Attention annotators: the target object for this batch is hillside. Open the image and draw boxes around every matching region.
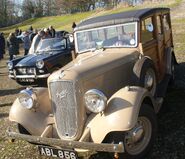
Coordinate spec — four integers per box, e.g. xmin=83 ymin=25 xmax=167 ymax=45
xmin=0 ymin=0 xmax=182 ymax=36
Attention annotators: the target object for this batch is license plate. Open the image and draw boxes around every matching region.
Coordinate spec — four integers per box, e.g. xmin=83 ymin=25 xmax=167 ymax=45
xmin=38 ymin=145 xmax=78 ymax=159
xmin=19 ymin=78 xmax=34 ymax=82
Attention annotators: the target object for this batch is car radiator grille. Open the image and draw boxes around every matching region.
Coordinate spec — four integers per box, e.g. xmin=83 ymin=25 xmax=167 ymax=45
xmin=49 ymin=80 xmax=78 ymax=139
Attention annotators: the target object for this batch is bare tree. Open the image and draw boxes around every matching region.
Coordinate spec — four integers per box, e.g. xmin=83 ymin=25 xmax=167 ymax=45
xmin=22 ymin=0 xmax=35 ymax=18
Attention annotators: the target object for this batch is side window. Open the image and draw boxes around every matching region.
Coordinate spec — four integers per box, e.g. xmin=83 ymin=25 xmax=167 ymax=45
xmin=163 ymin=14 xmax=170 ymax=30
xmin=91 ymin=29 xmax=105 ymax=41
xmin=106 ymin=27 xmax=117 ymax=39
xmin=157 ymin=16 xmax=162 ymax=34
xmin=141 ymin=17 xmax=154 ymax=43
xmin=67 ymin=38 xmax=71 ymax=49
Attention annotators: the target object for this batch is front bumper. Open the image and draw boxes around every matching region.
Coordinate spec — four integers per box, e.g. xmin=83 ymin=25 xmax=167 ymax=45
xmin=7 ymin=129 xmax=124 ymax=153
xmin=9 ymin=73 xmax=50 ymax=79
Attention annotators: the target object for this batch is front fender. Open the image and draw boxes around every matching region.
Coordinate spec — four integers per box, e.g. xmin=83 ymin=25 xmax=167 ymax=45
xmin=9 ymin=87 xmax=52 ymax=136
xmin=86 ymin=86 xmax=155 ymax=143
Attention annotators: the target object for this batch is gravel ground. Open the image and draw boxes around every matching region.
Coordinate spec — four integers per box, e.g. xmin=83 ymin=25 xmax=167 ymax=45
xmin=1 ymin=1 xmax=185 ymax=159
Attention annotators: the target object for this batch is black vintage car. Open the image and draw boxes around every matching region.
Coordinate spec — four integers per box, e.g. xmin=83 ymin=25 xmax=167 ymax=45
xmin=8 ymin=37 xmax=73 ymax=86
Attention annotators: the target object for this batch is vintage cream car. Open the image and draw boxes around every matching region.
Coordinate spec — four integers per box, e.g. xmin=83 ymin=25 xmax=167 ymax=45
xmin=8 ymin=8 xmax=176 ymax=159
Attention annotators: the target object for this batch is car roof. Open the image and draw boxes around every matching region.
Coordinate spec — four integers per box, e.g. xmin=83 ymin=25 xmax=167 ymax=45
xmin=75 ymin=8 xmax=170 ymax=31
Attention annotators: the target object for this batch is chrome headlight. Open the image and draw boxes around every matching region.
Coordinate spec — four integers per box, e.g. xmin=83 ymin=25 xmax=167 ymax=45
xmin=84 ymin=89 xmax=107 ymax=113
xmin=8 ymin=62 xmax=13 ymax=69
xmin=18 ymin=68 xmax=26 ymax=74
xmin=27 ymin=68 xmax=35 ymax=74
xmin=18 ymin=88 xmax=36 ymax=109
xmin=36 ymin=60 xmax=44 ymax=69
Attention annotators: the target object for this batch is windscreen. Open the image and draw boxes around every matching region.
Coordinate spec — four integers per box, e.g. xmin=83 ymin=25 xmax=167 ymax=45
xmin=75 ymin=22 xmax=137 ymax=53
xmin=36 ymin=38 xmax=66 ymax=53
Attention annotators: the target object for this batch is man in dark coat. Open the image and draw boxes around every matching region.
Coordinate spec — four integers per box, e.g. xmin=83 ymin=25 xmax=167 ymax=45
xmin=0 ymin=32 xmax=5 ymax=60
xmin=7 ymin=33 xmax=19 ymax=60
xmin=72 ymin=22 xmax=76 ymax=31
xmin=29 ymin=29 xmax=38 ymax=42
xmin=49 ymin=26 xmax=56 ymax=38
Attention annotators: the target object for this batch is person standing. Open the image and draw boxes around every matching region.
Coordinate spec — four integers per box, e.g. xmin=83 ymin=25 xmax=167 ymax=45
xmin=43 ymin=28 xmax=52 ymax=39
xmin=29 ymin=30 xmax=45 ymax=54
xmin=29 ymin=29 xmax=38 ymax=42
xmin=72 ymin=22 xmax=76 ymax=31
xmin=15 ymin=28 xmax=19 ymax=36
xmin=18 ymin=29 xmax=22 ymax=36
xmin=49 ymin=25 xmax=56 ymax=38
xmin=29 ymin=26 xmax=33 ymax=32
xmin=0 ymin=32 xmax=5 ymax=60
xmin=22 ymin=31 xmax=31 ymax=56
xmin=7 ymin=33 xmax=18 ymax=61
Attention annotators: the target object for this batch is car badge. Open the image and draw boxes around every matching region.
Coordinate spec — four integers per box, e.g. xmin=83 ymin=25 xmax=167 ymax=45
xmin=56 ymin=90 xmax=69 ymax=99
xmin=59 ymin=70 xmax=65 ymax=79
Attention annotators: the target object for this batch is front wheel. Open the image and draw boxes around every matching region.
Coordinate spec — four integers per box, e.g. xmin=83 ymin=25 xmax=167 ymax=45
xmin=107 ymin=104 xmax=157 ymax=159
xmin=133 ymin=58 xmax=157 ymax=96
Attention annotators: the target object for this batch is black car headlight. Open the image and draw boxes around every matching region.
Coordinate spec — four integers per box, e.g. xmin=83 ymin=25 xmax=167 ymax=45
xmin=8 ymin=61 xmax=13 ymax=69
xmin=84 ymin=89 xmax=107 ymax=113
xmin=17 ymin=68 xmax=26 ymax=74
xmin=36 ymin=60 xmax=44 ymax=69
xmin=18 ymin=88 xmax=36 ymax=109
xmin=27 ymin=68 xmax=35 ymax=74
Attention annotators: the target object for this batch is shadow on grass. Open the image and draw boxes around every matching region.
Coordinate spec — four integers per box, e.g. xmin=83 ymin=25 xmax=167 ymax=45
xmin=150 ymin=87 xmax=185 ymax=158
xmin=0 ymin=87 xmax=24 ymax=97
xmin=0 ymin=72 xmax=8 ymax=76
xmin=0 ymin=113 xmax=9 ymax=119
xmin=0 ymin=65 xmax=6 ymax=69
xmin=0 ymin=102 xmax=13 ymax=107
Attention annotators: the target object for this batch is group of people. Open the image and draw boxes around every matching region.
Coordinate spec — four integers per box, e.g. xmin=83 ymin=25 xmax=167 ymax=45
xmin=0 ymin=22 xmax=77 ymax=61
xmin=5 ymin=25 xmax=56 ymax=60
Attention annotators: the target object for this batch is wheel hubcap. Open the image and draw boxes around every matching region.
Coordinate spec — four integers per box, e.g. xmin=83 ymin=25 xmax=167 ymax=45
xmin=126 ymin=125 xmax=144 ymax=144
xmin=144 ymin=71 xmax=154 ymax=89
xmin=124 ymin=117 xmax=152 ymax=155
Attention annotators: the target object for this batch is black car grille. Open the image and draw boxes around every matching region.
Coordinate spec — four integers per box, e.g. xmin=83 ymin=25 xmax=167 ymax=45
xmin=15 ymin=67 xmax=36 ymax=75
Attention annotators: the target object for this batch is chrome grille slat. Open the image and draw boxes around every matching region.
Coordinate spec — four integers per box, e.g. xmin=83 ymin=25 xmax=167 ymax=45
xmin=49 ymin=81 xmax=78 ymax=139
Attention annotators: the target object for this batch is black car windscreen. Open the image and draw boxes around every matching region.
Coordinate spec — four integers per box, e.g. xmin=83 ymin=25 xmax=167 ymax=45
xmin=36 ymin=38 xmax=66 ymax=53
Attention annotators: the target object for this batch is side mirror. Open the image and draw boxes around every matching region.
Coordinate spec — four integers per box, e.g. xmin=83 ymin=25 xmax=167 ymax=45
xmin=69 ymin=34 xmax=74 ymax=43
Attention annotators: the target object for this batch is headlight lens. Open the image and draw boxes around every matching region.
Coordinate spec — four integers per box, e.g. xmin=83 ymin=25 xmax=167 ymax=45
xmin=27 ymin=68 xmax=35 ymax=74
xmin=18 ymin=88 xmax=35 ymax=109
xmin=36 ymin=60 xmax=44 ymax=69
xmin=8 ymin=62 xmax=13 ymax=69
xmin=17 ymin=68 xmax=26 ymax=74
xmin=84 ymin=89 xmax=107 ymax=113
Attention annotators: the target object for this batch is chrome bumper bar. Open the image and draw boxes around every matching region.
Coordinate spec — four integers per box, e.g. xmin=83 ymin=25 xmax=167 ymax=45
xmin=7 ymin=129 xmax=124 ymax=153
xmin=9 ymin=73 xmax=50 ymax=79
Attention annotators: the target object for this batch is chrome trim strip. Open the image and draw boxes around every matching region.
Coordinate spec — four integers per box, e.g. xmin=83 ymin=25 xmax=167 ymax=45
xmin=9 ymin=74 xmax=50 ymax=79
xmin=7 ymin=129 xmax=124 ymax=153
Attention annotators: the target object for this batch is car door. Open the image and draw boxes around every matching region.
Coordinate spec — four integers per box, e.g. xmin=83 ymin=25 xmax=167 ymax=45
xmin=156 ymin=14 xmax=166 ymax=79
xmin=55 ymin=38 xmax=72 ymax=67
xmin=162 ymin=13 xmax=173 ymax=48
xmin=141 ymin=16 xmax=161 ymax=80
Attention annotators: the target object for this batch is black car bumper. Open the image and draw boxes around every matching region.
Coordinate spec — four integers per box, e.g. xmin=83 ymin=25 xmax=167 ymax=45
xmin=9 ymin=73 xmax=50 ymax=79
xmin=9 ymin=70 xmax=50 ymax=85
